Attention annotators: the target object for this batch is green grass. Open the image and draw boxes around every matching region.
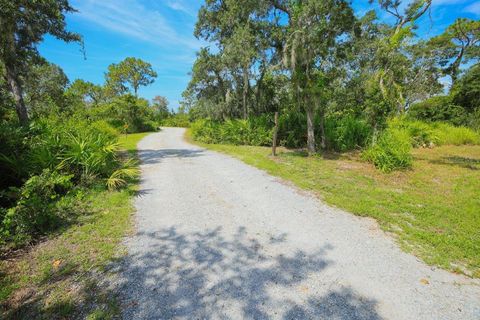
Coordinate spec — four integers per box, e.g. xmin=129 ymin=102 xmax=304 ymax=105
xmin=0 ymin=132 xmax=150 ymax=319
xmin=118 ymin=131 xmax=152 ymax=153
xmin=189 ymin=131 xmax=480 ymax=278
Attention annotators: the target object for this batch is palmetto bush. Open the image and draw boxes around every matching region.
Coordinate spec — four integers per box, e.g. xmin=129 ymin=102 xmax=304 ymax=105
xmin=0 ymin=118 xmax=138 ymax=246
xmin=2 ymin=118 xmax=138 ymax=190
xmin=191 ymin=117 xmax=272 ymax=146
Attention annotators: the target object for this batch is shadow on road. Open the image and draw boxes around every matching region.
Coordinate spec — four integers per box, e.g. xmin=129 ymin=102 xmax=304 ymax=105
xmin=116 ymin=226 xmax=382 ymax=319
xmin=138 ymin=149 xmax=205 ymax=165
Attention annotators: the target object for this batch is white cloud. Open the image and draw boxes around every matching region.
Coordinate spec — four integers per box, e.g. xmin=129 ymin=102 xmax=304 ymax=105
xmin=166 ymin=0 xmax=196 ymax=16
xmin=464 ymin=2 xmax=480 ymax=15
xmin=71 ymin=0 xmax=200 ymax=49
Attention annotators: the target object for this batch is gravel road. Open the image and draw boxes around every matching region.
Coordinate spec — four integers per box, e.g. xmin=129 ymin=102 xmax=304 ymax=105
xmin=117 ymin=127 xmax=480 ymax=320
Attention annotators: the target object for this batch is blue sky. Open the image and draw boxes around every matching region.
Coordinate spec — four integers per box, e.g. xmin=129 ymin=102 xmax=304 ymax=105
xmin=39 ymin=0 xmax=479 ymax=110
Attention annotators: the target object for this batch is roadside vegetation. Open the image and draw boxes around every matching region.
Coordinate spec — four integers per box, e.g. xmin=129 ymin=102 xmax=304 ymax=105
xmin=0 ymin=132 xmax=148 ymax=319
xmin=0 ymin=2 xmax=163 ymax=318
xmin=184 ymin=0 xmax=480 ymax=277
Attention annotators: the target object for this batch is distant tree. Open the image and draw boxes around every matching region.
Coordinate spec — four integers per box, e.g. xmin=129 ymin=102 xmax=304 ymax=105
xmin=105 ymin=57 xmax=157 ymax=96
xmin=0 ymin=0 xmax=81 ymax=124
xmin=67 ymin=79 xmax=105 ymax=106
xmin=152 ymin=95 xmax=170 ymax=120
xmin=23 ymin=62 xmax=69 ymax=117
xmin=427 ymin=18 xmax=480 ymax=85
xmin=452 ymin=63 xmax=480 ymax=112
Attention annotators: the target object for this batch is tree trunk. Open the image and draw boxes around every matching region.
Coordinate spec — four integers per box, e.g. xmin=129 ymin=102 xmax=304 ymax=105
xmin=450 ymin=47 xmax=464 ymax=86
xmin=242 ymin=65 xmax=249 ymax=119
xmin=318 ymin=112 xmax=326 ymax=150
xmin=272 ymin=111 xmax=279 ymax=156
xmin=5 ymin=65 xmax=29 ymax=125
xmin=306 ymin=104 xmax=316 ymax=155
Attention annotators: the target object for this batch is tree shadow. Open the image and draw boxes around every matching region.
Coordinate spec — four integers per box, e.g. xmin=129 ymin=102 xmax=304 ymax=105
xmin=138 ymin=149 xmax=205 ymax=165
xmin=116 ymin=226 xmax=382 ymax=319
xmin=430 ymin=156 xmax=480 ymax=170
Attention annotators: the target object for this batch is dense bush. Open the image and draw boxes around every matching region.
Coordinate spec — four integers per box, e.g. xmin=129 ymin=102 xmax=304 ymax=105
xmin=434 ymin=123 xmax=480 ymax=145
xmin=408 ymin=96 xmax=467 ymax=126
xmin=278 ymin=111 xmax=307 ymax=148
xmin=161 ymin=114 xmax=191 ymax=128
xmin=389 ymin=118 xmax=480 ymax=147
xmin=191 ymin=117 xmax=272 ymax=146
xmin=88 ymin=94 xmax=157 ymax=133
xmin=1 ymin=170 xmax=74 ymax=245
xmin=278 ymin=111 xmax=372 ymax=151
xmin=452 ymin=63 xmax=480 ymax=113
xmin=0 ymin=118 xmax=138 ymax=246
xmin=362 ymin=128 xmax=413 ymax=172
xmin=324 ymin=115 xmax=372 ymax=151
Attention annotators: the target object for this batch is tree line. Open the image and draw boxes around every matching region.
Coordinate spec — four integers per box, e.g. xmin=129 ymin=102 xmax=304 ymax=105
xmin=183 ymin=0 xmax=479 ymax=154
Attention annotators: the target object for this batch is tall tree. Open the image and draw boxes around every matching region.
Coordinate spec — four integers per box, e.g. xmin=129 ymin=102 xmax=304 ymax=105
xmin=105 ymin=57 xmax=157 ymax=96
xmin=278 ymin=0 xmax=355 ymax=153
xmin=427 ymin=18 xmax=480 ymax=85
xmin=0 ymin=0 xmax=81 ymax=124
xmin=371 ymin=0 xmax=433 ymax=116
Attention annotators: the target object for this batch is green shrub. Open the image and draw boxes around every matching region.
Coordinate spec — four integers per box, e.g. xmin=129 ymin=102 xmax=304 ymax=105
xmin=388 ymin=118 xmax=439 ymax=147
xmin=278 ymin=111 xmax=307 ymax=148
xmin=161 ymin=114 xmax=190 ymax=128
xmin=408 ymin=96 xmax=467 ymax=126
xmin=191 ymin=117 xmax=272 ymax=146
xmin=362 ymin=129 xmax=413 ymax=172
xmin=1 ymin=170 xmax=74 ymax=245
xmin=325 ymin=115 xmax=372 ymax=151
xmin=388 ymin=118 xmax=480 ymax=147
xmin=278 ymin=111 xmax=372 ymax=151
xmin=433 ymin=123 xmax=480 ymax=146
xmin=27 ymin=119 xmax=120 ymax=183
xmin=90 ymin=120 xmax=120 ymax=139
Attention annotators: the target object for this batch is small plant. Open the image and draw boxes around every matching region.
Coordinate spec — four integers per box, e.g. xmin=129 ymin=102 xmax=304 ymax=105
xmin=362 ymin=128 xmax=413 ymax=172
xmin=1 ymin=170 xmax=74 ymax=244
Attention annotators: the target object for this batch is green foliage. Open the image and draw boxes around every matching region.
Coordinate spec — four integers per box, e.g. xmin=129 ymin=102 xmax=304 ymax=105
xmin=161 ymin=114 xmax=191 ymax=128
xmin=362 ymin=128 xmax=413 ymax=172
xmin=408 ymin=96 xmax=467 ymax=126
xmin=191 ymin=117 xmax=272 ymax=146
xmin=434 ymin=123 xmax=480 ymax=146
xmin=277 ymin=111 xmax=372 ymax=151
xmin=90 ymin=94 xmax=157 ymax=133
xmin=389 ymin=118 xmax=480 ymax=147
xmin=1 ymin=170 xmax=74 ymax=245
xmin=278 ymin=111 xmax=307 ymax=148
xmin=90 ymin=120 xmax=120 ymax=140
xmin=105 ymin=57 xmax=157 ymax=96
xmin=452 ymin=63 xmax=480 ymax=113
xmin=325 ymin=115 xmax=372 ymax=151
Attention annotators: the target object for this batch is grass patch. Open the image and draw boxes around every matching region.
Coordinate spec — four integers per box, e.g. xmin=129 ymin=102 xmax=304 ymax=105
xmin=0 ymin=132 xmax=151 ymax=319
xmin=118 ymin=131 xmax=152 ymax=153
xmin=189 ymin=131 xmax=480 ymax=278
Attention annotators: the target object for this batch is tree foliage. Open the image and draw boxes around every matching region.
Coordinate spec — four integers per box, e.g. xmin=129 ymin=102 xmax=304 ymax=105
xmin=105 ymin=57 xmax=157 ymax=96
xmin=0 ymin=0 xmax=82 ymax=124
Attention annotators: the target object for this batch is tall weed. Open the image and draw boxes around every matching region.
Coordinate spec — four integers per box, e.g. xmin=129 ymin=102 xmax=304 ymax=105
xmin=362 ymin=129 xmax=413 ymax=172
